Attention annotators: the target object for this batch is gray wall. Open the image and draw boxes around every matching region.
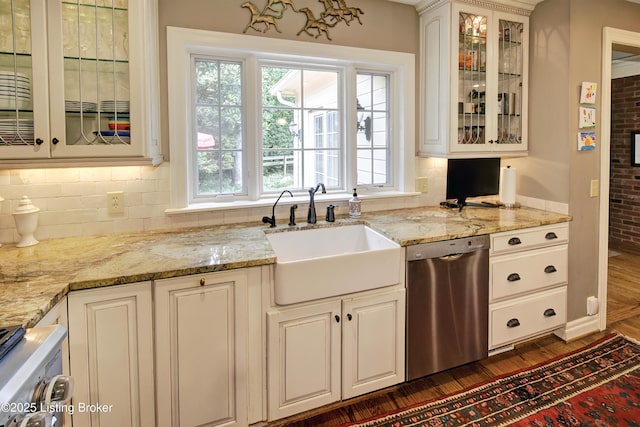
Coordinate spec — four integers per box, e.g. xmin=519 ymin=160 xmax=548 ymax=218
xmin=157 ymin=0 xmax=420 ymax=159
xmin=518 ymin=0 xmax=640 ymax=321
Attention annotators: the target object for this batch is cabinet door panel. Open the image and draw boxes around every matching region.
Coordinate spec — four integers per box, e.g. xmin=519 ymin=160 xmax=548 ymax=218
xmin=68 ymin=282 xmax=155 ymax=427
xmin=178 ymin=286 xmax=234 ymax=426
xmin=267 ymin=300 xmax=341 ymax=421
xmin=155 ymin=271 xmax=248 ymax=427
xmin=342 ymin=288 xmax=405 ymax=399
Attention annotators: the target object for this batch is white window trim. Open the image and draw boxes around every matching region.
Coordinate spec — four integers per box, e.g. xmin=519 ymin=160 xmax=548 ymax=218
xmin=166 ymin=26 xmax=415 ymax=211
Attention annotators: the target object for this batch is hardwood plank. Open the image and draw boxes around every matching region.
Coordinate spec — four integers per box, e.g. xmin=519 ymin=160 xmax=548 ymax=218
xmin=267 ymin=248 xmax=640 ymax=427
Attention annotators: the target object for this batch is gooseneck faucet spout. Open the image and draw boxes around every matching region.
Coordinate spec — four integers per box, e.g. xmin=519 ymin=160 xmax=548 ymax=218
xmin=307 ymin=183 xmax=326 ymax=224
xmin=262 ymin=190 xmax=293 ymax=228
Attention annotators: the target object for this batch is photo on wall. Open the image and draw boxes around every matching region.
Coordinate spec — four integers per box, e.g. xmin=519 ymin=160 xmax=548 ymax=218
xmin=579 ymin=106 xmax=596 ymax=129
xmin=578 ymin=131 xmax=596 ymax=151
xmin=580 ymin=82 xmax=597 ymax=104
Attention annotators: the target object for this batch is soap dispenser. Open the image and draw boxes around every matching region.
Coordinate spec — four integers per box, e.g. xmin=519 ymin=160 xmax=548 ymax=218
xmin=349 ymin=188 xmax=361 ymax=218
xmin=13 ymin=196 xmax=40 ymax=247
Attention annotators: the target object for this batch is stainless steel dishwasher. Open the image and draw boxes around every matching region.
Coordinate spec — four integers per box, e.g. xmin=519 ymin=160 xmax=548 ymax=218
xmin=406 ymin=235 xmax=489 ymax=381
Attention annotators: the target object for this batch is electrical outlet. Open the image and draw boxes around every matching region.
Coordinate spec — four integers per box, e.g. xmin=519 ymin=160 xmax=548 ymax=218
xmin=590 ymin=179 xmax=599 ymax=197
xmin=107 ymin=191 xmax=124 ymax=214
xmin=416 ymin=177 xmax=429 ymax=193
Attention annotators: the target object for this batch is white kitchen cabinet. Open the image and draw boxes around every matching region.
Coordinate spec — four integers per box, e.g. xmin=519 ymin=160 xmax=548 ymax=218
xmin=0 ymin=0 xmax=161 ymax=164
xmin=67 ymin=282 xmax=155 ymax=427
xmin=489 ymin=223 xmax=569 ymax=351
xmin=267 ymin=287 xmax=405 ymax=421
xmin=418 ymin=0 xmax=530 ymax=158
xmin=155 ymin=269 xmax=249 ymax=427
xmin=341 ymin=289 xmax=406 ymax=400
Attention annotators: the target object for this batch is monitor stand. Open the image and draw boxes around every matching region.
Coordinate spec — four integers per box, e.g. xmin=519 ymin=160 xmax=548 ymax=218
xmin=440 ymin=198 xmax=500 ymax=212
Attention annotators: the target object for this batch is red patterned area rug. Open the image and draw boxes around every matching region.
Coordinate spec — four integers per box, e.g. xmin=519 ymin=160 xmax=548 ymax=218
xmin=345 ymin=334 xmax=640 ymax=427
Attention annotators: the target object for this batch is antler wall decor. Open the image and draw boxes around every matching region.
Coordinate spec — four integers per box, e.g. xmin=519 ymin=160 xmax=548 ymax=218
xmin=241 ymin=0 xmax=364 ymax=40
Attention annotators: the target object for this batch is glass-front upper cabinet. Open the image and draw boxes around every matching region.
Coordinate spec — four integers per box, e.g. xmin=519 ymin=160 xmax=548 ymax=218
xmin=0 ymin=0 xmax=161 ymax=163
xmin=0 ymin=0 xmax=45 ymax=158
xmin=418 ymin=0 xmax=529 ymax=158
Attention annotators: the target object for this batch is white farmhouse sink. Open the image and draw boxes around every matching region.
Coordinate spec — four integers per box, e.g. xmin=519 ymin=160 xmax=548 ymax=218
xmin=266 ymin=225 xmax=402 ymax=305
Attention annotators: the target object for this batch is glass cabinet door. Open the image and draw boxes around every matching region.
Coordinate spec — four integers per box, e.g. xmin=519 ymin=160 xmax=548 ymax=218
xmin=496 ymin=18 xmax=523 ymax=146
xmin=0 ymin=0 xmax=49 ymax=158
xmin=48 ymin=0 xmax=135 ymax=157
xmin=457 ymin=11 xmax=488 ymax=147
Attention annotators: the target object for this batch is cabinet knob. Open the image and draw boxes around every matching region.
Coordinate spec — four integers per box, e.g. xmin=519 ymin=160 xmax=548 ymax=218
xmin=52 ymin=137 xmax=59 ymax=145
xmin=544 ymin=265 xmax=557 ymax=274
xmin=507 ymin=273 xmax=521 ymax=282
xmin=335 ymin=315 xmax=340 ymax=323
xmin=545 ymin=232 xmax=558 ymax=240
xmin=199 ymin=278 xmax=205 ymax=286
xmin=488 ymin=139 xmax=494 ymax=144
xmin=506 ymin=318 xmax=520 ymax=328
xmin=35 ymin=138 xmax=44 ymax=145
xmin=347 ymin=313 xmax=352 ymax=321
xmin=508 ymin=237 xmax=522 ymax=246
xmin=543 ymin=308 xmax=556 ymax=317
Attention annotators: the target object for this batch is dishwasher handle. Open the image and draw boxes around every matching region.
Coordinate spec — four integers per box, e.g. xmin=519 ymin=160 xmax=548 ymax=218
xmin=406 ymin=235 xmax=490 ymax=261
xmin=439 ymin=253 xmax=465 ymax=261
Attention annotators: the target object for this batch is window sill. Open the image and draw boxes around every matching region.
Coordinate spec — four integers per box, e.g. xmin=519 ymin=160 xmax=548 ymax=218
xmin=165 ymin=191 xmax=421 ymax=216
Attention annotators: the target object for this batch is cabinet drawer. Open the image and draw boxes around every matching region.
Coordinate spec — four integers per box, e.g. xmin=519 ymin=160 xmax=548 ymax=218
xmin=491 ymin=223 xmax=569 ymax=255
xmin=490 ymin=245 xmax=568 ymax=301
xmin=490 ymin=287 xmax=567 ymax=349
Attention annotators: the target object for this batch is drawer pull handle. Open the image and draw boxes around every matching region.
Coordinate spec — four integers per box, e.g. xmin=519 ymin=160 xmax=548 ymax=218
xmin=507 ymin=273 xmax=521 ymax=282
xmin=544 ymin=308 xmax=557 ymax=317
xmin=544 ymin=265 xmax=557 ymax=274
xmin=508 ymin=237 xmax=522 ymax=246
xmin=199 ymin=278 xmax=205 ymax=286
xmin=545 ymin=232 xmax=558 ymax=240
xmin=507 ymin=318 xmax=520 ymax=328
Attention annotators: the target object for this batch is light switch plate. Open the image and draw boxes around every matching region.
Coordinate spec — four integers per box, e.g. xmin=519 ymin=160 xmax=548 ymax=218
xmin=590 ymin=179 xmax=599 ymax=197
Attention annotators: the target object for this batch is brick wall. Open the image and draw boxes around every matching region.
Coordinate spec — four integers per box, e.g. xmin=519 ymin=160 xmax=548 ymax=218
xmin=610 ymin=75 xmax=640 ymax=250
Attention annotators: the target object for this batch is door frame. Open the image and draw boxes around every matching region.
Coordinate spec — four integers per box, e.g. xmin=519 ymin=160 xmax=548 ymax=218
xmin=598 ymin=27 xmax=640 ymax=331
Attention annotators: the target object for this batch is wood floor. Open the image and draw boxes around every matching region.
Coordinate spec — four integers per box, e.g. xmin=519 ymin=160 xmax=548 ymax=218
xmin=267 ymin=247 xmax=640 ymax=427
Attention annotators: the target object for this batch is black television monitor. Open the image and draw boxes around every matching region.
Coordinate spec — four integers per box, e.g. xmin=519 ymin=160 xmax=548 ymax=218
xmin=445 ymin=158 xmax=500 ymax=209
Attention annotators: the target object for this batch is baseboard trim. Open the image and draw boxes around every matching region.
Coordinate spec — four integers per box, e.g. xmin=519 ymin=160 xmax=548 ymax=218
xmin=554 ymin=315 xmax=602 ymax=342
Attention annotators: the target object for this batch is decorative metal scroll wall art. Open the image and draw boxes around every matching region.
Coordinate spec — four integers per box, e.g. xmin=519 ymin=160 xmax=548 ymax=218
xmin=242 ymin=0 xmax=364 ymax=40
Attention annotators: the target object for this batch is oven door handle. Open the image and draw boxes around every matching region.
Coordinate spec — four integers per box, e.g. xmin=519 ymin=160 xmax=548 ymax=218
xmin=42 ymin=375 xmax=75 ymax=407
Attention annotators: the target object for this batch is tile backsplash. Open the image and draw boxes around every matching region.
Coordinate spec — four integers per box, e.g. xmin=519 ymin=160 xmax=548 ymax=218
xmin=0 ymin=158 xmax=447 ymax=244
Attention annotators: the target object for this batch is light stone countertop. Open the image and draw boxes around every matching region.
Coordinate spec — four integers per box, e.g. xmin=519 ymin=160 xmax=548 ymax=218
xmin=0 ymin=206 xmax=571 ymax=328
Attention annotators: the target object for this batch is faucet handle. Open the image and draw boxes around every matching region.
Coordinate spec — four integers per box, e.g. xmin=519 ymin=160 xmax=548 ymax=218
xmin=262 ymin=215 xmax=276 ymax=228
xmin=326 ymin=205 xmax=335 ymax=222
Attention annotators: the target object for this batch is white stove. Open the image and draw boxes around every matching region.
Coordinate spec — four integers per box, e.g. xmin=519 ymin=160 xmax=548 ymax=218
xmin=0 ymin=325 xmax=72 ymax=427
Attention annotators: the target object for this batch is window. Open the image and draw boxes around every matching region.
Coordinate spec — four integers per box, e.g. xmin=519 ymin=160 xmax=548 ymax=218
xmin=261 ymin=65 xmax=341 ymax=193
xmin=357 ymin=73 xmax=390 ymax=186
xmin=167 ymin=28 xmax=415 ymax=210
xmin=193 ymin=58 xmax=244 ymax=197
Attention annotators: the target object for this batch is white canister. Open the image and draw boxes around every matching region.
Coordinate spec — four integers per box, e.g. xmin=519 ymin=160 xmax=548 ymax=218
xmin=13 ymin=196 xmax=40 ymax=247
